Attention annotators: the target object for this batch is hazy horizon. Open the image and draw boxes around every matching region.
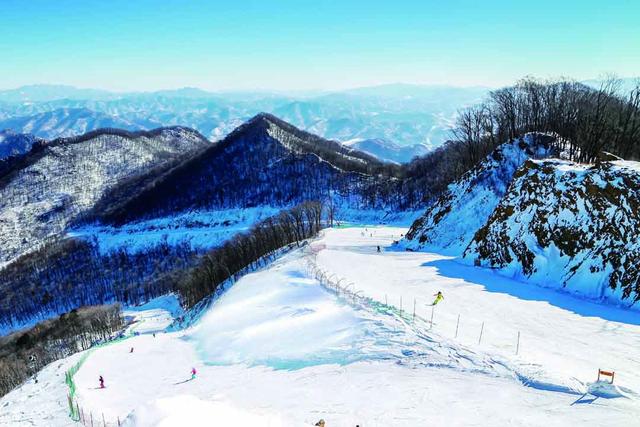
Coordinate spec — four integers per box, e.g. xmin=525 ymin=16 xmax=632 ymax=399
xmin=1 ymin=77 xmax=638 ymax=96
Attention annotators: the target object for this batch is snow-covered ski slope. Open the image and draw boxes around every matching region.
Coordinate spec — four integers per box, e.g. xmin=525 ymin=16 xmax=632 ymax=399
xmin=2 ymin=227 xmax=639 ymax=426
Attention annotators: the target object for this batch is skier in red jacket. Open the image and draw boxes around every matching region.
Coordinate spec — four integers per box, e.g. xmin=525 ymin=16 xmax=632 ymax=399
xmin=191 ymin=368 xmax=197 ymax=380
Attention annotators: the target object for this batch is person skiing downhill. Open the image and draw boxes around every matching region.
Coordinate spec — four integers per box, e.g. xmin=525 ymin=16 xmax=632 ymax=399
xmin=191 ymin=368 xmax=197 ymax=380
xmin=99 ymin=375 xmax=105 ymax=389
xmin=431 ymin=291 xmax=444 ymax=306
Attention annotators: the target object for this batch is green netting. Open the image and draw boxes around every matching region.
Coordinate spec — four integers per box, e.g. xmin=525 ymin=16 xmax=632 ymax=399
xmin=65 ymin=335 xmax=131 ymax=421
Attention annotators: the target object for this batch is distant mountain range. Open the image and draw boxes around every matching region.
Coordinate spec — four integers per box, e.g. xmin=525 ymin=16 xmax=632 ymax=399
xmin=343 ymin=138 xmax=429 ymax=163
xmin=0 ymin=83 xmax=490 ymax=153
xmin=0 ymin=130 xmax=42 ymax=160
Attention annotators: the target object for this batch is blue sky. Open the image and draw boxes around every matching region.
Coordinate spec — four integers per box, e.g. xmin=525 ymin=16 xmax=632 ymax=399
xmin=1 ymin=0 xmax=638 ymax=91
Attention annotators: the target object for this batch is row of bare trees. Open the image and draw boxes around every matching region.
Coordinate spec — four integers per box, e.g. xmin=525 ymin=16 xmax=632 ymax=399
xmin=178 ymin=201 xmax=323 ymax=308
xmin=451 ymin=77 xmax=640 ymax=165
xmin=0 ymin=304 xmax=123 ymax=397
xmin=0 ymin=238 xmax=197 ymax=332
xmin=402 ymin=77 xmax=640 ymax=205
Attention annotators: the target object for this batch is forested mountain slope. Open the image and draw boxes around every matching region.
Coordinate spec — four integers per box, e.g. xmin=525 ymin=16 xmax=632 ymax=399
xmin=91 ymin=113 xmax=413 ymax=225
xmin=464 ymin=156 xmax=640 ymax=305
xmin=0 ymin=127 xmax=209 ymax=265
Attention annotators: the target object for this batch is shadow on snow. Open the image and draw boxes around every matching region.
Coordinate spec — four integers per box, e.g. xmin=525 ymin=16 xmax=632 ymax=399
xmin=420 ymin=258 xmax=640 ymax=326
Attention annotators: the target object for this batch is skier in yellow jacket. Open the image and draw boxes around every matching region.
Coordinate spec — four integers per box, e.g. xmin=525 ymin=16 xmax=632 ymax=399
xmin=431 ymin=291 xmax=444 ymax=306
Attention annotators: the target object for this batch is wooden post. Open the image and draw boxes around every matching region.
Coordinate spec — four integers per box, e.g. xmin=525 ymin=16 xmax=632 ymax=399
xmin=455 ymin=314 xmax=460 ymax=338
xmin=478 ymin=322 xmax=484 ymax=345
xmin=516 ymin=331 xmax=520 ymax=355
xmin=412 ymin=298 xmax=416 ymax=321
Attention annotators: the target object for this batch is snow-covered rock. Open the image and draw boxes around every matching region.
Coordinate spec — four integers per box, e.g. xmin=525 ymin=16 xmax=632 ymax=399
xmin=464 ymin=157 xmax=640 ymax=306
xmin=404 ymin=133 xmax=557 ymax=254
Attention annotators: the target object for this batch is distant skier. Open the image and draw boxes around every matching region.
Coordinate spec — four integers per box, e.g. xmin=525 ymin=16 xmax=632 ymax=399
xmin=130 ymin=347 xmax=134 ymax=353
xmin=191 ymin=367 xmax=197 ymax=380
xmin=99 ymin=375 xmax=105 ymax=389
xmin=377 ymin=245 xmax=381 ymax=253
xmin=431 ymin=291 xmax=444 ymax=306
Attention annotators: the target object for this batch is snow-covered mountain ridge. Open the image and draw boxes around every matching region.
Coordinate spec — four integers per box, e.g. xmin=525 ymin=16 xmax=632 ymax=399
xmin=93 ymin=113 xmax=411 ymax=225
xmin=464 ymin=156 xmax=640 ymax=304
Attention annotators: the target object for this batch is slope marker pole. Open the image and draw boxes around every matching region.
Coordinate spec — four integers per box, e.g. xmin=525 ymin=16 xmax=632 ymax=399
xmin=455 ymin=314 xmax=460 ymax=338
xmin=430 ymin=304 xmax=435 ymax=329
xmin=413 ymin=298 xmax=416 ymax=321
xmin=400 ymin=296 xmax=403 ymax=314
xmin=516 ymin=331 xmax=521 ymax=355
xmin=478 ymin=322 xmax=484 ymax=345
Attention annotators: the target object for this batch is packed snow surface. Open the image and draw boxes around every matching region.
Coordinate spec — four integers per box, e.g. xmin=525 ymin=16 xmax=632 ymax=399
xmin=2 ymin=227 xmax=639 ymax=426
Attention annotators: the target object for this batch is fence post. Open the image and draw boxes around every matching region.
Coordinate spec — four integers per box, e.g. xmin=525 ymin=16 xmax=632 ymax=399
xmin=478 ymin=322 xmax=484 ymax=345
xmin=455 ymin=314 xmax=460 ymax=338
xmin=430 ymin=304 xmax=435 ymax=329
xmin=412 ymin=298 xmax=416 ymax=321
xmin=516 ymin=331 xmax=520 ymax=355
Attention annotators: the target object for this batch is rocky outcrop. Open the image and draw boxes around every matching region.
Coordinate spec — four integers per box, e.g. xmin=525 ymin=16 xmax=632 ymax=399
xmin=464 ymin=158 xmax=640 ymax=305
xmin=404 ymin=133 xmax=557 ymax=254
